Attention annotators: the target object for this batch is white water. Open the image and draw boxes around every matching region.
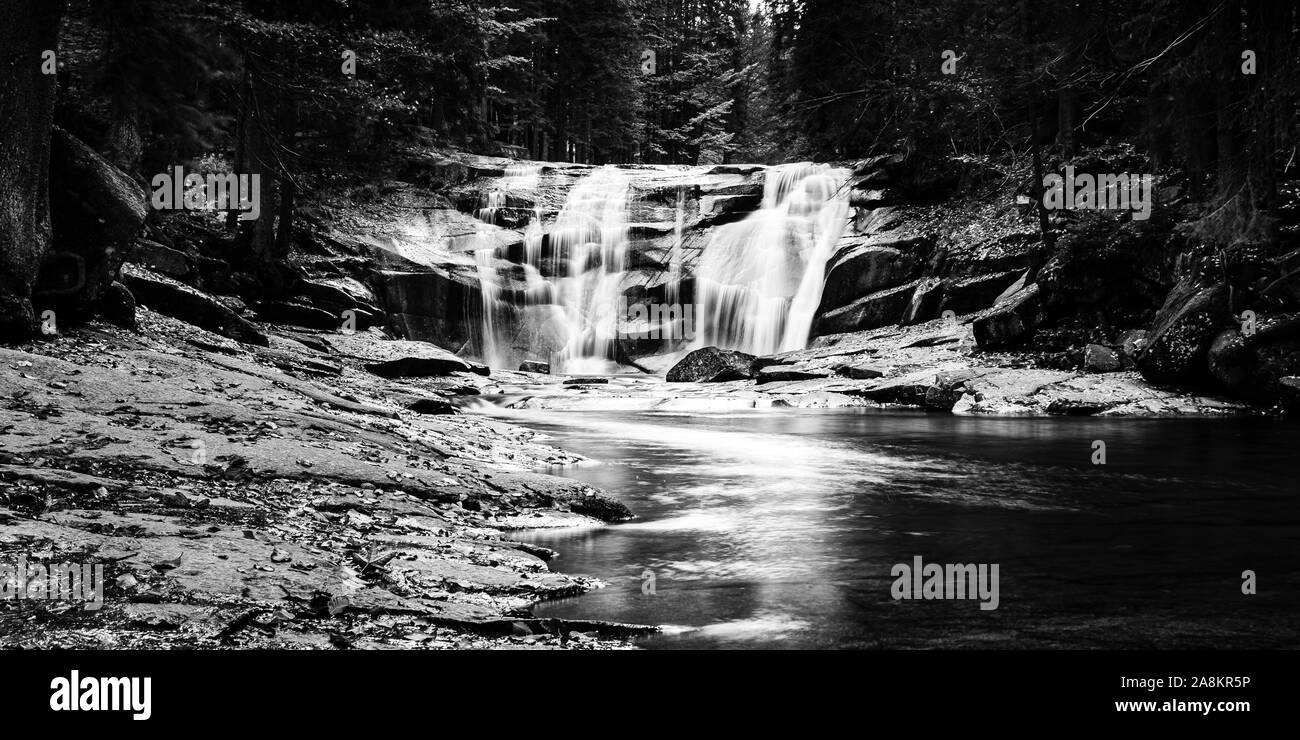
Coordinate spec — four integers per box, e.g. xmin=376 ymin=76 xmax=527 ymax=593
xmin=474 ymin=164 xmax=543 ymax=368
xmin=692 ymin=163 xmax=850 ymax=356
xmin=548 ymin=167 xmax=632 ymax=374
xmin=467 ymin=161 xmax=848 ymax=372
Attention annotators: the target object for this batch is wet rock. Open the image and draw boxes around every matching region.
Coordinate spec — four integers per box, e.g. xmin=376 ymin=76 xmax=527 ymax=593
xmin=666 ymin=346 xmax=757 ymax=382
xmin=814 ymin=280 xmax=922 ymax=336
xmin=327 ymin=332 xmax=488 ymax=377
xmin=1083 ymin=343 xmax=1122 ymax=373
xmin=35 ymin=128 xmax=147 ymax=322
xmin=407 ymin=398 xmax=455 ymax=415
xmin=519 ymin=360 xmax=550 ymax=374
xmin=1135 ymin=279 xmax=1228 ymax=384
xmin=122 ymin=265 xmax=269 ymax=346
xmin=566 ymin=491 xmax=634 ymax=522
xmin=1045 ymin=398 xmax=1112 ymax=416
xmin=563 ymin=377 xmax=609 ymax=385
xmin=972 ymin=284 xmax=1043 ymax=349
xmin=923 ymin=385 xmax=962 ymax=410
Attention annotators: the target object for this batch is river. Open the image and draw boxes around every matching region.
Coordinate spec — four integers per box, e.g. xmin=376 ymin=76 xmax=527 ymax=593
xmin=491 ymin=404 xmax=1300 ymax=648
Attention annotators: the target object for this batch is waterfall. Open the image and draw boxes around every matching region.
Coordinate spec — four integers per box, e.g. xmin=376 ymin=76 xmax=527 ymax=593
xmin=549 ymin=166 xmax=632 ymax=374
xmin=694 ymin=163 xmax=850 ymax=356
xmin=463 ymin=161 xmax=847 ymax=374
xmin=472 ymin=164 xmax=545 ymax=368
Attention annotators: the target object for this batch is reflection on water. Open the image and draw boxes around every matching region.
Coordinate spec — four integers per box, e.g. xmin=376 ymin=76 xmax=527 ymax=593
xmin=494 ymin=407 xmax=1300 ymax=648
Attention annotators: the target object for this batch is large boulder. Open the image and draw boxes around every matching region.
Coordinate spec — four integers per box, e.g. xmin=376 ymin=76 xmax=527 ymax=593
xmin=815 ymin=236 xmax=925 ymax=314
xmin=1134 ymin=279 xmax=1229 ymax=384
xmin=972 ymin=284 xmax=1043 ymax=348
xmin=665 ymin=346 xmax=757 ymax=382
xmin=813 ymin=280 xmax=921 ymax=337
xmin=122 ymin=265 xmax=268 ymax=346
xmin=35 ymin=128 xmax=147 ymax=322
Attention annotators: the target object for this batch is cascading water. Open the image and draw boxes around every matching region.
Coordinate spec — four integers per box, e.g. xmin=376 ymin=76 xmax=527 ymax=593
xmin=548 ymin=166 xmax=632 ymax=374
xmin=465 ymin=161 xmax=847 ymax=373
xmin=474 ymin=164 xmax=543 ymax=367
xmin=693 ymin=163 xmax=850 ymax=356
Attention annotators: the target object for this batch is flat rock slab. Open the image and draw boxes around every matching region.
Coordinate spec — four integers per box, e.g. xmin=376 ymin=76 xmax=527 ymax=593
xmin=325 ymin=332 xmax=488 ymax=377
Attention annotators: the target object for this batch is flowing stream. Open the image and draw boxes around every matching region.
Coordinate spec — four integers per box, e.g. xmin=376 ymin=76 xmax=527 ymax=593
xmin=495 ymin=403 xmax=1300 ymax=648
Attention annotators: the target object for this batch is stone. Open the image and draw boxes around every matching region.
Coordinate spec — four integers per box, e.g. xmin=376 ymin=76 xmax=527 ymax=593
xmin=1207 ymin=329 xmax=1251 ymax=391
xmin=900 ymin=278 xmax=946 ymax=325
xmin=518 ymin=360 xmax=550 ymax=374
xmin=407 ymin=398 xmax=456 ymax=415
xmin=665 ymin=346 xmax=757 ymax=382
xmin=1135 ymin=279 xmax=1228 ymax=384
xmin=122 ymin=265 xmax=268 ymax=346
xmin=1083 ymin=343 xmax=1122 ymax=373
xmin=833 ymin=363 xmax=885 ymax=379
xmin=940 ymin=270 xmax=1023 ymax=316
xmin=255 ymin=300 xmax=342 ymax=331
xmin=813 ymin=279 xmax=922 ymax=337
xmin=326 ymin=332 xmax=489 ymax=377
xmin=816 ymin=237 xmax=925 ymax=314
xmin=1117 ymin=329 xmax=1148 ymax=368
xmin=972 ymin=284 xmax=1043 ymax=349
xmin=129 ymin=239 xmax=193 ymax=280
xmin=98 ymin=280 xmax=136 ymax=330
xmin=755 ymin=365 xmax=828 ymax=384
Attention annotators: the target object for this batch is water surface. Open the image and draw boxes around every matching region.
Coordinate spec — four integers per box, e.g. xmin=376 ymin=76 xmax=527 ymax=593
xmin=497 ymin=406 xmax=1300 ymax=648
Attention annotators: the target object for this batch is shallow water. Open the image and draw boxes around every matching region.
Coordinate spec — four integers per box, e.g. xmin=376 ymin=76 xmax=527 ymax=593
xmin=496 ymin=406 xmax=1300 ymax=648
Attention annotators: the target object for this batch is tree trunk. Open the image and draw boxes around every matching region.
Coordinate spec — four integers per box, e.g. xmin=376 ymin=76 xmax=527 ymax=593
xmin=0 ymin=0 xmax=66 ymax=341
xmin=235 ymin=66 xmax=283 ymax=294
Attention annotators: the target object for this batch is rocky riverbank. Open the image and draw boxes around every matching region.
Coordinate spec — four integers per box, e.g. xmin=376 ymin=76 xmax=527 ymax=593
xmin=0 ymin=311 xmax=653 ymax=649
